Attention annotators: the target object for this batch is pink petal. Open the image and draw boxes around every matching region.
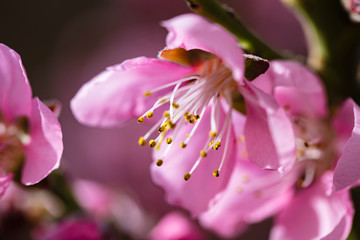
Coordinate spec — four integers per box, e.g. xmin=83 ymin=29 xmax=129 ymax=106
xmin=149 ymin=212 xmax=206 ymax=240
xmin=333 ymin=99 xmax=360 ymax=191
xmin=0 ymin=44 xmax=32 ymax=121
xmin=22 ymin=98 xmax=63 ymax=185
xmin=270 ymin=172 xmax=354 ymax=240
xmin=253 ymin=60 xmax=327 ymax=118
xmin=321 ymin=214 xmax=354 ymax=240
xmin=0 ymin=173 xmax=13 ymax=198
xmin=162 ymin=14 xmax=244 ymax=82
xmin=241 ymin=82 xmax=296 ymax=171
xmin=199 ymin=159 xmax=295 ymax=238
xmin=151 ymin=107 xmax=235 ymax=216
xmin=71 ymin=57 xmax=194 ymax=127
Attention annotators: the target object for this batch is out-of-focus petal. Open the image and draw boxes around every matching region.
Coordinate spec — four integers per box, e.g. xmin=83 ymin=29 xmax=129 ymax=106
xmin=71 ymin=57 xmax=194 ymax=127
xmin=37 ymin=218 xmax=103 ymax=240
xmin=162 ymin=14 xmax=244 ymax=82
xmin=0 ymin=44 xmax=32 ymax=121
xmin=252 ymin=60 xmax=327 ymax=118
xmin=199 ymin=159 xmax=295 ymax=238
xmin=241 ymin=82 xmax=296 ymax=172
xmin=151 ymin=108 xmax=235 ymax=216
xmin=22 ymin=98 xmax=63 ymax=185
xmin=270 ymin=172 xmax=353 ymax=240
xmin=149 ymin=212 xmax=206 ymax=240
xmin=0 ymin=173 xmax=13 ymax=197
xmin=333 ymin=99 xmax=360 ymax=191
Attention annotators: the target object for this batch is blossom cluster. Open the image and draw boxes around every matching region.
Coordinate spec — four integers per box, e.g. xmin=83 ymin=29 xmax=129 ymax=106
xmin=71 ymin=14 xmax=360 ymax=239
xmin=1 ymin=1 xmax=360 ymax=239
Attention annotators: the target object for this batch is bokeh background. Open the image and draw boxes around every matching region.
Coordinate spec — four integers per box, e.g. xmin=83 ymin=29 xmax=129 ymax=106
xmin=0 ymin=0 xmax=307 ymax=239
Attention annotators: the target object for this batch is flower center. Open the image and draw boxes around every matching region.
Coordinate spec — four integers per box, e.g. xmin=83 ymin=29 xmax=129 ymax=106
xmin=292 ymin=116 xmax=336 ymax=187
xmin=0 ymin=112 xmax=29 ymax=175
xmin=137 ymin=58 xmax=236 ymax=180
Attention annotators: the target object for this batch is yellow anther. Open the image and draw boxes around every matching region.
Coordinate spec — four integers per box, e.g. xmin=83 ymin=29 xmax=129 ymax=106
xmin=186 ymin=134 xmax=189 ymax=138
xmin=213 ymin=141 xmax=221 ymax=150
xmin=138 ymin=137 xmax=146 ymax=146
xmin=137 ymin=116 xmax=144 ymax=123
xmin=158 ymin=125 xmax=165 ymax=133
xmin=144 ymin=91 xmax=152 ymax=97
xmin=184 ymin=173 xmax=191 ymax=181
xmin=172 ymin=103 xmax=179 ymax=109
xmin=166 ymin=138 xmax=173 ymax=144
xmin=213 ymin=169 xmax=220 ymax=178
xmin=209 ymin=131 xmax=217 ymax=138
xmin=209 ymin=140 xmax=214 ymax=147
xmin=166 ymin=120 xmax=176 ymax=129
xmin=163 ymin=111 xmax=170 ymax=118
xmin=156 ymin=159 xmax=163 ymax=166
xmin=194 ymin=114 xmax=200 ymax=120
xmin=180 ymin=142 xmax=187 ymax=148
xmin=146 ymin=112 xmax=154 ymax=119
xmin=200 ymin=150 xmax=207 ymax=158
xmin=184 ymin=112 xmax=191 ymax=120
xmin=149 ymin=139 xmax=157 ymax=148
xmin=188 ymin=118 xmax=195 ymax=124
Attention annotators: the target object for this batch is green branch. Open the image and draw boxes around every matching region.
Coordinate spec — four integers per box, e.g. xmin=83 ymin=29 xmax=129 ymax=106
xmin=185 ymin=0 xmax=284 ymax=60
xmin=281 ymin=0 xmax=360 ymax=105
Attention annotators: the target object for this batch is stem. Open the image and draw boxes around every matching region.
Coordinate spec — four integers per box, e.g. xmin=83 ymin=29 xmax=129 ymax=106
xmin=185 ymin=0 xmax=284 ymax=60
xmin=281 ymin=0 xmax=360 ymax=106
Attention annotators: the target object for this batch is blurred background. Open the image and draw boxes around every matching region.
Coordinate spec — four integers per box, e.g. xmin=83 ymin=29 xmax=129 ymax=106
xmin=0 ymin=0 xmax=307 ymax=239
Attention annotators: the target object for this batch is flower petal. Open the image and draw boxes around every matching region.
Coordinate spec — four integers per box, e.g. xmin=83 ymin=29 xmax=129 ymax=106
xmin=22 ymin=98 xmax=63 ymax=185
xmin=199 ymin=159 xmax=295 ymax=238
xmin=333 ymin=99 xmax=360 ymax=191
xmin=162 ymin=14 xmax=244 ymax=82
xmin=0 ymin=44 xmax=32 ymax=121
xmin=241 ymin=82 xmax=296 ymax=171
xmin=253 ymin=60 xmax=327 ymax=118
xmin=71 ymin=57 xmax=194 ymax=127
xmin=149 ymin=212 xmax=206 ymax=240
xmin=270 ymin=172 xmax=353 ymax=240
xmin=150 ymin=107 xmax=235 ymax=216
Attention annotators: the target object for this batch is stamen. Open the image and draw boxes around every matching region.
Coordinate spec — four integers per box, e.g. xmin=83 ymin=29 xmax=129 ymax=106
xmin=163 ymin=111 xmax=170 ymax=118
xmin=156 ymin=159 xmax=163 ymax=166
xmin=146 ymin=76 xmax=199 ymax=95
xmin=138 ymin=137 xmax=146 ymax=146
xmin=149 ymin=139 xmax=157 ymax=148
xmin=144 ymin=91 xmax=152 ymax=97
xmin=180 ymin=142 xmax=187 ymax=148
xmin=209 ymin=131 xmax=217 ymax=138
xmin=213 ymin=169 xmax=219 ymax=177
xmin=137 ymin=116 xmax=144 ymax=123
xmin=217 ymin=114 xmax=232 ymax=172
xmin=166 ymin=138 xmax=173 ymax=144
xmin=172 ymin=103 xmax=179 ymax=109
xmin=200 ymin=150 xmax=207 ymax=157
xmin=146 ymin=112 xmax=154 ymax=119
xmin=184 ymin=173 xmax=191 ymax=181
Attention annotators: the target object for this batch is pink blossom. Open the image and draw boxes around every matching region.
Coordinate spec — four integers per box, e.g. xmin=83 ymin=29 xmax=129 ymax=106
xmin=0 ymin=44 xmax=63 ymax=191
xmin=35 ymin=218 xmax=103 ymax=240
xmin=191 ymin=61 xmax=355 ymax=239
xmin=72 ymin=179 xmax=153 ymax=238
xmin=71 ymin=14 xmax=248 ymax=215
xmin=149 ymin=212 xmax=206 ymax=240
xmin=70 ymin=14 xmax=357 ymax=239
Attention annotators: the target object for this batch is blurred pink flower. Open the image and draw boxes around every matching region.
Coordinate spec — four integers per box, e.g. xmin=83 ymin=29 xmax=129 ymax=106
xmin=149 ymin=212 xmax=206 ymax=240
xmin=0 ymin=44 xmax=63 ymax=192
xmin=72 ymin=179 xmax=154 ymax=239
xmin=35 ymin=218 xmax=103 ymax=240
xmin=70 ymin=12 xmax=357 ymax=239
